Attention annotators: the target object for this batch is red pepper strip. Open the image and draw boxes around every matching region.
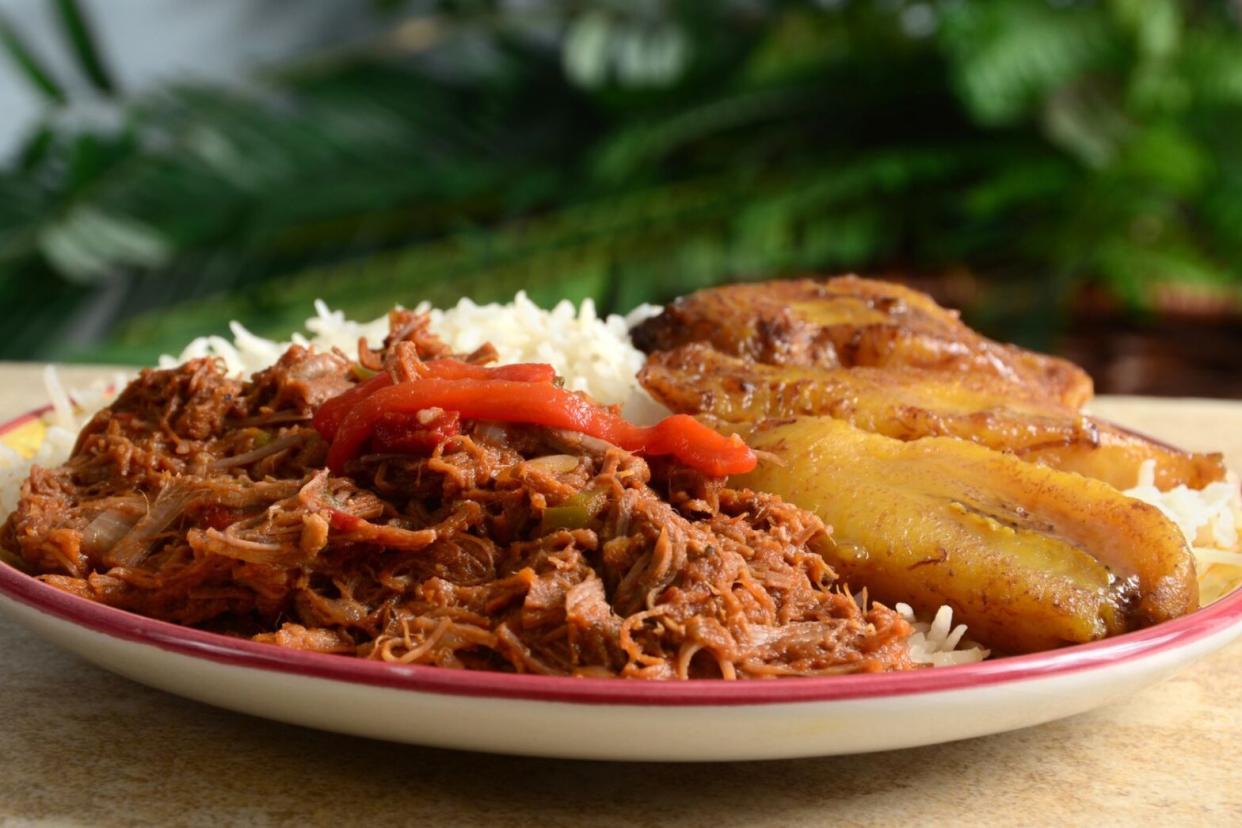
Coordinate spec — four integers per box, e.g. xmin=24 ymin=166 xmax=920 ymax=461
xmin=325 ymin=379 xmax=757 ymax=478
xmin=329 ymin=510 xmax=364 ymax=532
xmin=314 ymin=360 xmax=556 ymax=440
xmin=370 ymin=409 xmax=461 ymax=454
xmin=314 ymin=371 xmax=393 ymax=441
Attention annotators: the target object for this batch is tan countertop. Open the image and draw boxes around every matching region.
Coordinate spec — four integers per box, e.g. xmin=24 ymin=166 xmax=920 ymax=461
xmin=0 ymin=364 xmax=1239 ymax=826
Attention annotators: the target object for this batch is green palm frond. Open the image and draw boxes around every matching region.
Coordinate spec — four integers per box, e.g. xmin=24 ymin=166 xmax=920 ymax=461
xmin=0 ymin=0 xmax=1239 ymax=362
xmin=90 ymin=146 xmax=985 ymax=360
xmin=940 ymin=0 xmax=1124 ymax=126
xmin=0 ymin=13 xmax=66 ymax=104
xmin=52 ymin=0 xmax=114 ymax=94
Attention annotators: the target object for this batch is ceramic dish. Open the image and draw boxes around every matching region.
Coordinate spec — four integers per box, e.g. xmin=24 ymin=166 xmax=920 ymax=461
xmin=2 ymin=408 xmax=1241 ymax=762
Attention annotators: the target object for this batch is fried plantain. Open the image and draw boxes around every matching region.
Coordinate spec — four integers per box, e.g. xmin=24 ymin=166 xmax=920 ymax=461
xmin=640 ymin=343 xmax=1226 ymax=490
xmin=631 ymin=275 xmax=1093 ymax=408
xmin=733 ymin=417 xmax=1199 ymax=653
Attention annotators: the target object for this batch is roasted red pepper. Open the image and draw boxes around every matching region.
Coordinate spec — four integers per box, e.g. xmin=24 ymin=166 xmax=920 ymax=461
xmin=315 ymin=372 xmax=392 ymax=439
xmin=369 ymin=408 xmax=461 ymax=454
xmin=314 ymin=359 xmax=555 ymax=440
xmin=328 ymin=510 xmax=364 ymax=532
xmin=321 ymin=378 xmax=756 ymax=477
xmin=196 ymin=505 xmax=251 ymax=531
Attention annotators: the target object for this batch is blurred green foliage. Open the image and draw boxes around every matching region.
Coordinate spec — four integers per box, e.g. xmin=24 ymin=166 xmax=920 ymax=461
xmin=0 ymin=0 xmax=1240 ymax=362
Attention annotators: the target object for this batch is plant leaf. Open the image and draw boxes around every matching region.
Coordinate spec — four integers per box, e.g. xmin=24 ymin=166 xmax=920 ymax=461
xmin=0 ymin=13 xmax=66 ymax=104
xmin=52 ymin=0 xmax=115 ymax=94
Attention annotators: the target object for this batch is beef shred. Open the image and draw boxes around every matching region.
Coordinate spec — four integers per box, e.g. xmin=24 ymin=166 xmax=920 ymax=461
xmin=1 ymin=313 xmax=912 ymax=678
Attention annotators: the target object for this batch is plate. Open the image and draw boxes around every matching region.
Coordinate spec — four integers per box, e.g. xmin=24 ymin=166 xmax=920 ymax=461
xmin=2 ymin=406 xmax=1241 ymax=762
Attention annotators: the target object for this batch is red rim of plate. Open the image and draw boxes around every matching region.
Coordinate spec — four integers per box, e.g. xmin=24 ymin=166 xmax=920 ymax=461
xmin=2 ymin=406 xmax=1241 ymax=707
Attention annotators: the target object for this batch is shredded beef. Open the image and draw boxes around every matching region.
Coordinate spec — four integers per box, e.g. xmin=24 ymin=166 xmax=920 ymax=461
xmin=1 ymin=314 xmax=912 ymax=678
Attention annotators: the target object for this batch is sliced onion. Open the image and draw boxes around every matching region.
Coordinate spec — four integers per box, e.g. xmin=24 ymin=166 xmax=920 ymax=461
xmin=210 ymin=433 xmax=306 ymax=470
xmin=81 ymin=509 xmax=140 ymax=557
xmin=107 ymin=480 xmax=200 ymax=567
xmin=526 ymin=454 xmax=579 ymax=474
xmin=209 ymin=478 xmax=303 ymax=508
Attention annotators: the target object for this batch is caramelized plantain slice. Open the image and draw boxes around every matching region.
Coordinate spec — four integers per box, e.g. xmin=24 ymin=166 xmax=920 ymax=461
xmin=641 ymin=343 xmax=1226 ymax=490
xmin=631 ymin=275 xmax=1093 ymax=408
xmin=733 ymin=417 xmax=1198 ymax=653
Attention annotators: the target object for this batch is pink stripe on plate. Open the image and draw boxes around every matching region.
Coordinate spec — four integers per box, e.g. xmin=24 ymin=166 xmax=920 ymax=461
xmin=2 ymin=405 xmax=51 ymax=433
xmin=3 ymin=408 xmax=1241 ymax=707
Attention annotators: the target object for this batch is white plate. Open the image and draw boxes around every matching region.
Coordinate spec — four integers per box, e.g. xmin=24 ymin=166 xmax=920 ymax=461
xmin=3 ymin=409 xmax=1241 ymax=761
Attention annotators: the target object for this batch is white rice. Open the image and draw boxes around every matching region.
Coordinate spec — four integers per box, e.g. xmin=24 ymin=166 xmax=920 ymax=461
xmin=4 ymin=296 xmax=1238 ymax=666
xmin=1124 ymin=459 xmax=1242 ymax=604
xmin=898 ymin=603 xmax=989 ymax=667
xmin=157 ymin=292 xmax=668 ymax=424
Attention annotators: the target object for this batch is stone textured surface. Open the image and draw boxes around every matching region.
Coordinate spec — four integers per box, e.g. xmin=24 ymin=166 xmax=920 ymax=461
xmin=1 ymin=365 xmax=1239 ymax=827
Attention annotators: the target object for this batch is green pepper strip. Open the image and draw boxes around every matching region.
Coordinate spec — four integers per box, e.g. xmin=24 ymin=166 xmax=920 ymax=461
xmin=541 ymin=486 xmax=609 ymax=532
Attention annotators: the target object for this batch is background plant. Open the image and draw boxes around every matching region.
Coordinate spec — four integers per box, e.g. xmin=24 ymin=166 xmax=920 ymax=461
xmin=0 ymin=0 xmax=1239 ymax=362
